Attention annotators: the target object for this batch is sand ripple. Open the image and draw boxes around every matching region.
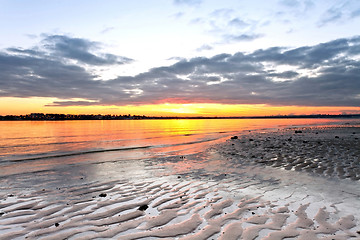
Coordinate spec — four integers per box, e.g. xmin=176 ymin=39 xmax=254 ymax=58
xmin=1 ymin=173 xmax=359 ymax=239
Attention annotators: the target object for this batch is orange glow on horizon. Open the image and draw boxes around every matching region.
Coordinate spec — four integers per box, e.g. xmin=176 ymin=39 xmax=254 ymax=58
xmin=1 ymin=97 xmax=360 ymax=117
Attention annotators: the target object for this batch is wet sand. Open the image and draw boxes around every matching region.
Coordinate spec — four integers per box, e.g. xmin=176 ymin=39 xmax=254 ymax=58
xmin=0 ymin=125 xmax=359 ymax=239
xmin=219 ymin=125 xmax=360 ymax=181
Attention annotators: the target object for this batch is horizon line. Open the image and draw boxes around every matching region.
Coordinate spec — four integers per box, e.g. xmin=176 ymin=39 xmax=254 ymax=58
xmin=1 ymin=112 xmax=360 ymax=121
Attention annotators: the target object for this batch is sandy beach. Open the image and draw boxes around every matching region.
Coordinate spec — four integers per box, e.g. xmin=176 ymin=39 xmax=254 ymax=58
xmin=1 ymin=124 xmax=359 ymax=239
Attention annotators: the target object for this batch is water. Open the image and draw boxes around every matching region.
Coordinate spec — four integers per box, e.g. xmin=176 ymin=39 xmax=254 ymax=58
xmin=0 ymin=118 xmax=354 ymax=189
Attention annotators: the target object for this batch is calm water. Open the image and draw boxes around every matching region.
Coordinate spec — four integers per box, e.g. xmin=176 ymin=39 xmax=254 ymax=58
xmin=0 ymin=118 xmax=352 ymax=180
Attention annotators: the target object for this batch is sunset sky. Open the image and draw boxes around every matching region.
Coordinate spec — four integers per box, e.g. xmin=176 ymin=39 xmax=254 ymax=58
xmin=1 ymin=0 xmax=360 ymax=116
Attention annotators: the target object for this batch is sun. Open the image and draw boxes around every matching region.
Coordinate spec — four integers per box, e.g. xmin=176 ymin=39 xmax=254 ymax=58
xmin=169 ymin=104 xmax=199 ymax=115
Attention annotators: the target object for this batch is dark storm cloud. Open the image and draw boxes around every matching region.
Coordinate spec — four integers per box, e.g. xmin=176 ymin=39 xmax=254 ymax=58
xmin=1 ymin=35 xmax=360 ymax=107
xmin=42 ymin=35 xmax=133 ymax=65
xmin=0 ymin=35 xmax=133 ymax=101
xmin=268 ymin=71 xmax=299 ymax=79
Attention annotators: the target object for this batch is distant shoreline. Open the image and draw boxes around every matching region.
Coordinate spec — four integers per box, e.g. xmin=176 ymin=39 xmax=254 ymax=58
xmin=1 ymin=113 xmax=360 ymax=121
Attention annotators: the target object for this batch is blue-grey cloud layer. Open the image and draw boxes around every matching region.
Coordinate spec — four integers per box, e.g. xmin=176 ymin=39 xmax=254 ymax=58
xmin=174 ymin=0 xmax=202 ymax=6
xmin=0 ymin=35 xmax=359 ymax=107
xmin=42 ymin=35 xmax=133 ymax=65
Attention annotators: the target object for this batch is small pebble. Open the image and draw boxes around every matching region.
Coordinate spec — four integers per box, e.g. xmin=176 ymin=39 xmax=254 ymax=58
xmin=138 ymin=205 xmax=148 ymax=211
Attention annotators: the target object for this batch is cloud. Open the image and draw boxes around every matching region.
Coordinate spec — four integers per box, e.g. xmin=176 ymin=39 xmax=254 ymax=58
xmin=279 ymin=0 xmax=301 ymax=8
xmin=42 ymin=35 xmax=133 ymax=65
xmin=46 ymin=100 xmax=99 ymax=106
xmin=317 ymin=1 xmax=360 ymax=27
xmin=268 ymin=71 xmax=299 ymax=79
xmin=228 ymin=18 xmax=249 ymax=28
xmin=277 ymin=0 xmax=315 ymax=20
xmin=317 ymin=6 xmax=343 ymax=27
xmin=210 ymin=8 xmax=235 ymax=18
xmin=196 ymin=44 xmax=213 ymax=52
xmin=0 ymin=34 xmax=133 ymax=101
xmin=100 ymin=27 xmax=115 ymax=34
xmin=279 ymin=0 xmax=314 ymax=9
xmin=173 ymin=0 xmax=201 ymax=6
xmin=1 ymin=35 xmax=360 ymax=108
xmin=190 ymin=8 xmax=261 ymax=44
xmin=351 ymin=8 xmax=360 ymax=18
xmin=172 ymin=12 xmax=185 ymax=19
xmin=223 ymin=33 xmax=263 ymax=42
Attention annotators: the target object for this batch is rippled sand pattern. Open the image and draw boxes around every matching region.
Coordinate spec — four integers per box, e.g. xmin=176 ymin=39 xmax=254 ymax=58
xmin=0 ymin=173 xmax=359 ymax=240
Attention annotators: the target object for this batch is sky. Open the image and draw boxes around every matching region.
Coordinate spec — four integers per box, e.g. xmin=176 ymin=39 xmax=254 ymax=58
xmin=0 ymin=0 xmax=360 ymax=117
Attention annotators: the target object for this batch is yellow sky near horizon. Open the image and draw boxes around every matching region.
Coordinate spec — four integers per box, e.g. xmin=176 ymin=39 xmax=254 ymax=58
xmin=1 ymin=97 xmax=360 ymax=117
